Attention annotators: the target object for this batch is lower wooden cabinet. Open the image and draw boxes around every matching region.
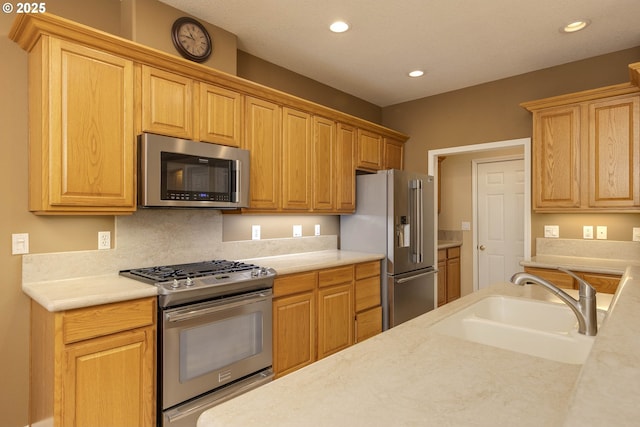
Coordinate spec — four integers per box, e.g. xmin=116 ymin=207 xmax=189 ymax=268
xmin=272 ymin=261 xmax=381 ymax=378
xmin=437 ymin=247 xmax=461 ymax=306
xmin=524 ymin=266 xmax=621 ymax=294
xmin=30 ymin=297 xmax=156 ymax=427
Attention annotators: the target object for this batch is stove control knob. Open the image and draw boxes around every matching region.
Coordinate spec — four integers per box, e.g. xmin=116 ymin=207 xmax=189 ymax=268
xmin=251 ymin=269 xmax=259 ymax=277
xmin=260 ymin=267 xmax=269 ymax=276
xmin=185 ymin=277 xmax=194 ymax=287
xmin=171 ymin=279 xmax=181 ymax=289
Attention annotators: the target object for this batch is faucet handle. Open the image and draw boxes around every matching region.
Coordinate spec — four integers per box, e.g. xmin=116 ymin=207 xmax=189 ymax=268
xmin=556 ymin=267 xmax=596 ymax=297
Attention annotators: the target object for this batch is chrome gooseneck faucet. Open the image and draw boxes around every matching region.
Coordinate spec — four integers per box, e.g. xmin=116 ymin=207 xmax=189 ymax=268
xmin=510 ymin=268 xmax=598 ymax=336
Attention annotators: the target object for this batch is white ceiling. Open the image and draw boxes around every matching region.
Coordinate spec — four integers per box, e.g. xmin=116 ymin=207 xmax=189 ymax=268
xmin=160 ymin=0 xmax=640 ymax=107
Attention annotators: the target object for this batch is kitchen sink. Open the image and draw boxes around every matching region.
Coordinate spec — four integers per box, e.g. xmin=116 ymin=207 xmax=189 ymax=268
xmin=431 ymin=295 xmax=606 ymax=364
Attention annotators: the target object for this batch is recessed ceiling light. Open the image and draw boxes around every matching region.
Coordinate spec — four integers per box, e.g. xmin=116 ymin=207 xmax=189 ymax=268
xmin=408 ymin=70 xmax=424 ymax=78
xmin=329 ymin=21 xmax=349 ymax=33
xmin=562 ymin=19 xmax=591 ymax=33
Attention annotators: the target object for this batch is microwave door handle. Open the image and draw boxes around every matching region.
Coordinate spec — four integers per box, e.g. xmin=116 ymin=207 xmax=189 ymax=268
xmin=232 ymin=160 xmax=241 ymax=203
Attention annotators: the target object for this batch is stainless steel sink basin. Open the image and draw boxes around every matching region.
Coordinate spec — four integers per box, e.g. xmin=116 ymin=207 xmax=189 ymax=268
xmin=431 ymin=295 xmax=606 ymax=364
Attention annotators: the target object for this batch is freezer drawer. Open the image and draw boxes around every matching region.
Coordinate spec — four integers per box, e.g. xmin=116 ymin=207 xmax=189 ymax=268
xmin=388 ymin=268 xmax=436 ymax=327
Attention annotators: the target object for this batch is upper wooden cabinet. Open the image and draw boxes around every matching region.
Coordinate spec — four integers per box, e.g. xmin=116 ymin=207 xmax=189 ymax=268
xmin=522 ymin=84 xmax=640 ymax=212
xmin=141 ymin=65 xmax=195 ymax=139
xmin=200 ymin=83 xmax=243 ymax=147
xmin=281 ymin=108 xmax=312 ymax=210
xmin=10 ymin=13 xmax=408 ymax=215
xmin=244 ymin=96 xmax=282 ymax=210
xmin=26 ymin=37 xmax=135 ymax=214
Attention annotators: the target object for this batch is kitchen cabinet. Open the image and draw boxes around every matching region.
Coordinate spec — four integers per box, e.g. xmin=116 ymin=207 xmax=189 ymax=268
xmin=26 ymin=36 xmax=135 ymax=214
xmin=199 ymin=83 xmax=243 ymax=147
xmin=384 ymin=137 xmax=404 ymax=170
xmin=356 ymin=129 xmax=384 ymax=171
xmin=312 ymin=116 xmax=337 ymax=211
xmin=354 ymin=261 xmax=383 ymax=342
xmin=281 ymin=107 xmax=312 ymax=210
xmin=437 ymin=247 xmax=461 ymax=306
xmin=272 ymin=261 xmax=380 ymax=378
xmin=524 ymin=266 xmax=621 ymax=294
xmin=522 ymin=85 xmax=640 ymax=212
xmin=30 ymin=297 xmax=156 ymax=427
xmin=141 ymin=65 xmax=195 ymax=140
xmin=244 ymin=96 xmax=282 ymax=210
xmin=336 ymin=123 xmax=357 ymax=212
xmin=317 ymin=266 xmax=354 ymax=359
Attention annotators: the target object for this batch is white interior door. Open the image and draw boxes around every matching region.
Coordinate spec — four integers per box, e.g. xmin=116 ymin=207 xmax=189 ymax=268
xmin=476 ymin=159 xmax=525 ymax=289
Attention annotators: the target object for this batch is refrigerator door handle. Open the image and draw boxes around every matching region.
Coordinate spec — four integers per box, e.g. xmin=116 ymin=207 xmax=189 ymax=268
xmin=411 ymin=179 xmax=424 ymax=264
xmin=396 ymin=269 xmax=436 ymax=284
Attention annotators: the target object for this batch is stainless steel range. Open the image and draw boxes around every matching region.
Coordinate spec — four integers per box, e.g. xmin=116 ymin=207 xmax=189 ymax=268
xmin=121 ymin=260 xmax=276 ymax=427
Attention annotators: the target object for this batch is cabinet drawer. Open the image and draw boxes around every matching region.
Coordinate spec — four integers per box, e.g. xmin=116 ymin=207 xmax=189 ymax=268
xmin=274 ymin=272 xmax=317 ymax=297
xmin=355 ymin=306 xmax=382 ymax=342
xmin=63 ymin=297 xmax=155 ymax=344
xmin=523 ymin=267 xmax=575 ymax=289
xmin=355 ymin=261 xmax=380 ymax=280
xmin=318 ymin=266 xmax=353 ymax=288
xmin=437 ymin=249 xmax=446 ymax=262
xmin=355 ymin=276 xmax=381 ymax=312
xmin=447 ymin=246 xmax=460 ymax=258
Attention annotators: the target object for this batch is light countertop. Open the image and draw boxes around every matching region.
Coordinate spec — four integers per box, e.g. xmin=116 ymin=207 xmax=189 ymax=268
xmin=438 ymin=239 xmax=462 ymax=250
xmin=198 ymin=266 xmax=639 ymax=427
xmin=521 ymin=254 xmax=639 ymax=276
xmin=23 ymin=250 xmax=384 ymax=312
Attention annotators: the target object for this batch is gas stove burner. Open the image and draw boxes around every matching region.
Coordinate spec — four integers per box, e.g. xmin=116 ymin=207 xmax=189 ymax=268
xmin=125 ymin=260 xmax=260 ymax=283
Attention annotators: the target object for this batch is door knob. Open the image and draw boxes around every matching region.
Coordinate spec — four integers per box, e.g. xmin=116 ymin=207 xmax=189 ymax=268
xmin=479 ymin=245 xmax=486 ymax=251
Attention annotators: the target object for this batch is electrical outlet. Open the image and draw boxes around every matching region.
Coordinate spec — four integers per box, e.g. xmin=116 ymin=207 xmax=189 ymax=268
xmin=252 ymin=225 xmax=261 ymax=240
xmin=596 ymin=226 xmax=607 ymax=240
xmin=544 ymin=225 xmax=559 ymax=238
xmin=293 ymin=225 xmax=303 ymax=237
xmin=461 ymin=221 xmax=471 ymax=231
xmin=11 ymin=233 xmax=29 ymax=255
xmin=98 ymin=231 xmax=111 ymax=250
xmin=314 ymin=224 xmax=321 ymax=236
xmin=633 ymin=227 xmax=640 ymax=242
xmin=583 ymin=226 xmax=593 ymax=239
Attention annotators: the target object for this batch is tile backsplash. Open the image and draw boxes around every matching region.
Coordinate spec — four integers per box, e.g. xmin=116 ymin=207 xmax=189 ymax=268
xmin=535 ymin=238 xmax=640 ymax=261
xmin=23 ymin=209 xmax=337 ymax=283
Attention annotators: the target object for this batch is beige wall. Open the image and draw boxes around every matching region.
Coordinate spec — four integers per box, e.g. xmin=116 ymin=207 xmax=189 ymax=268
xmin=383 ymin=46 xmax=640 ymax=249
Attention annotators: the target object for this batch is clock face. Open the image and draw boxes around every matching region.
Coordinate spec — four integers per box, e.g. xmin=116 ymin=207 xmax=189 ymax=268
xmin=171 ymin=17 xmax=212 ymax=63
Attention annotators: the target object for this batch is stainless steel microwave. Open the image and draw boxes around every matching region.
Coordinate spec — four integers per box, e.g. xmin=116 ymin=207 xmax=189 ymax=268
xmin=138 ymin=133 xmax=250 ymax=209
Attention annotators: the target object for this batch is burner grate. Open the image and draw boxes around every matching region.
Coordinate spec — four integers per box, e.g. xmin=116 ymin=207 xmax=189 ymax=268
xmin=125 ymin=260 xmax=258 ymax=282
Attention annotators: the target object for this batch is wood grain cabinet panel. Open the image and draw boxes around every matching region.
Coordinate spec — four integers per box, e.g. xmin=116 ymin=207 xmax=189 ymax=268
xmin=199 ymin=83 xmax=243 ymax=147
xmin=141 ymin=65 xmax=195 ymax=139
xmin=384 ymin=137 xmax=404 ymax=170
xmin=244 ymin=96 xmax=282 ymax=210
xmin=312 ymin=116 xmax=336 ymax=211
xmin=523 ymin=267 xmax=621 ymax=294
xmin=354 ymin=261 xmax=382 ymax=342
xmin=28 ymin=37 xmax=135 ymax=214
xmin=438 ymin=247 xmax=461 ymax=306
xmin=30 ymin=298 xmax=156 ymax=427
xmin=281 ymin=107 xmax=312 ymax=210
xmin=356 ymin=129 xmax=384 ymax=171
xmin=273 ymin=291 xmax=316 ymax=378
xmin=524 ymin=86 xmax=640 ymax=212
xmin=335 ymin=123 xmax=357 ymax=212
xmin=318 ymin=283 xmax=354 ymax=359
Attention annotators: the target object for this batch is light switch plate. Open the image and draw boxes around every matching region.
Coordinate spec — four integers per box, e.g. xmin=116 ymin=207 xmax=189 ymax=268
xmin=461 ymin=221 xmax=471 ymax=231
xmin=596 ymin=226 xmax=607 ymax=240
xmin=314 ymin=224 xmax=321 ymax=236
xmin=583 ymin=226 xmax=593 ymax=239
xmin=252 ymin=225 xmax=261 ymax=240
xmin=633 ymin=227 xmax=640 ymax=242
xmin=293 ymin=225 xmax=303 ymax=237
xmin=12 ymin=233 xmax=29 ymax=255
xmin=544 ymin=225 xmax=559 ymax=238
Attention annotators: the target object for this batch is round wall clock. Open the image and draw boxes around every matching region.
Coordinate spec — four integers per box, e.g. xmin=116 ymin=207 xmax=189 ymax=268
xmin=171 ymin=17 xmax=212 ymax=63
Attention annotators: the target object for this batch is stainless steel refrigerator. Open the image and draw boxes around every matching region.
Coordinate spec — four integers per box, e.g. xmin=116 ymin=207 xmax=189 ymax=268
xmin=341 ymin=169 xmax=435 ymax=329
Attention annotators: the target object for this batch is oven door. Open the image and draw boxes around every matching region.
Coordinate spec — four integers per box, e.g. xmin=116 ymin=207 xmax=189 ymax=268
xmin=162 ymin=289 xmax=272 ymax=410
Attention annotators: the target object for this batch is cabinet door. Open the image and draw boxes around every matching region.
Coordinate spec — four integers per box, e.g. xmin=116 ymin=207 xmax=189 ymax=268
xmin=317 ymin=283 xmax=354 ymax=359
xmin=141 ymin=65 xmax=194 ymax=139
xmin=200 ymin=83 xmax=242 ymax=147
xmin=244 ymin=96 xmax=282 ymax=210
xmin=62 ymin=327 xmax=155 ymax=427
xmin=579 ymin=272 xmax=621 ymax=294
xmin=336 ymin=123 xmax=357 ymax=212
xmin=281 ymin=107 xmax=312 ymax=210
xmin=273 ymin=292 xmax=315 ymax=378
xmin=312 ymin=116 xmax=336 ymax=211
xmin=355 ymin=306 xmax=382 ymax=343
xmin=437 ymin=255 xmax=447 ymax=307
xmin=532 ymin=105 xmax=581 ymax=209
xmin=356 ymin=129 xmax=384 ymax=171
xmin=588 ymin=95 xmax=640 ymax=208
xmin=524 ymin=267 xmax=576 ymax=289
xmin=42 ymin=38 xmax=135 ymax=212
xmin=384 ymin=138 xmax=404 ymax=170
xmin=446 ymin=254 xmax=461 ymax=302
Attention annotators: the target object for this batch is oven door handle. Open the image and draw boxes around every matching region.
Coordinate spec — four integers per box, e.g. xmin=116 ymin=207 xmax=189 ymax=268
xmin=165 ymin=291 xmax=271 ymax=323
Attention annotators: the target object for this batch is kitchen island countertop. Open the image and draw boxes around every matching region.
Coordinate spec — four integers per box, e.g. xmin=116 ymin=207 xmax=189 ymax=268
xmin=198 ymin=266 xmax=640 ymax=427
